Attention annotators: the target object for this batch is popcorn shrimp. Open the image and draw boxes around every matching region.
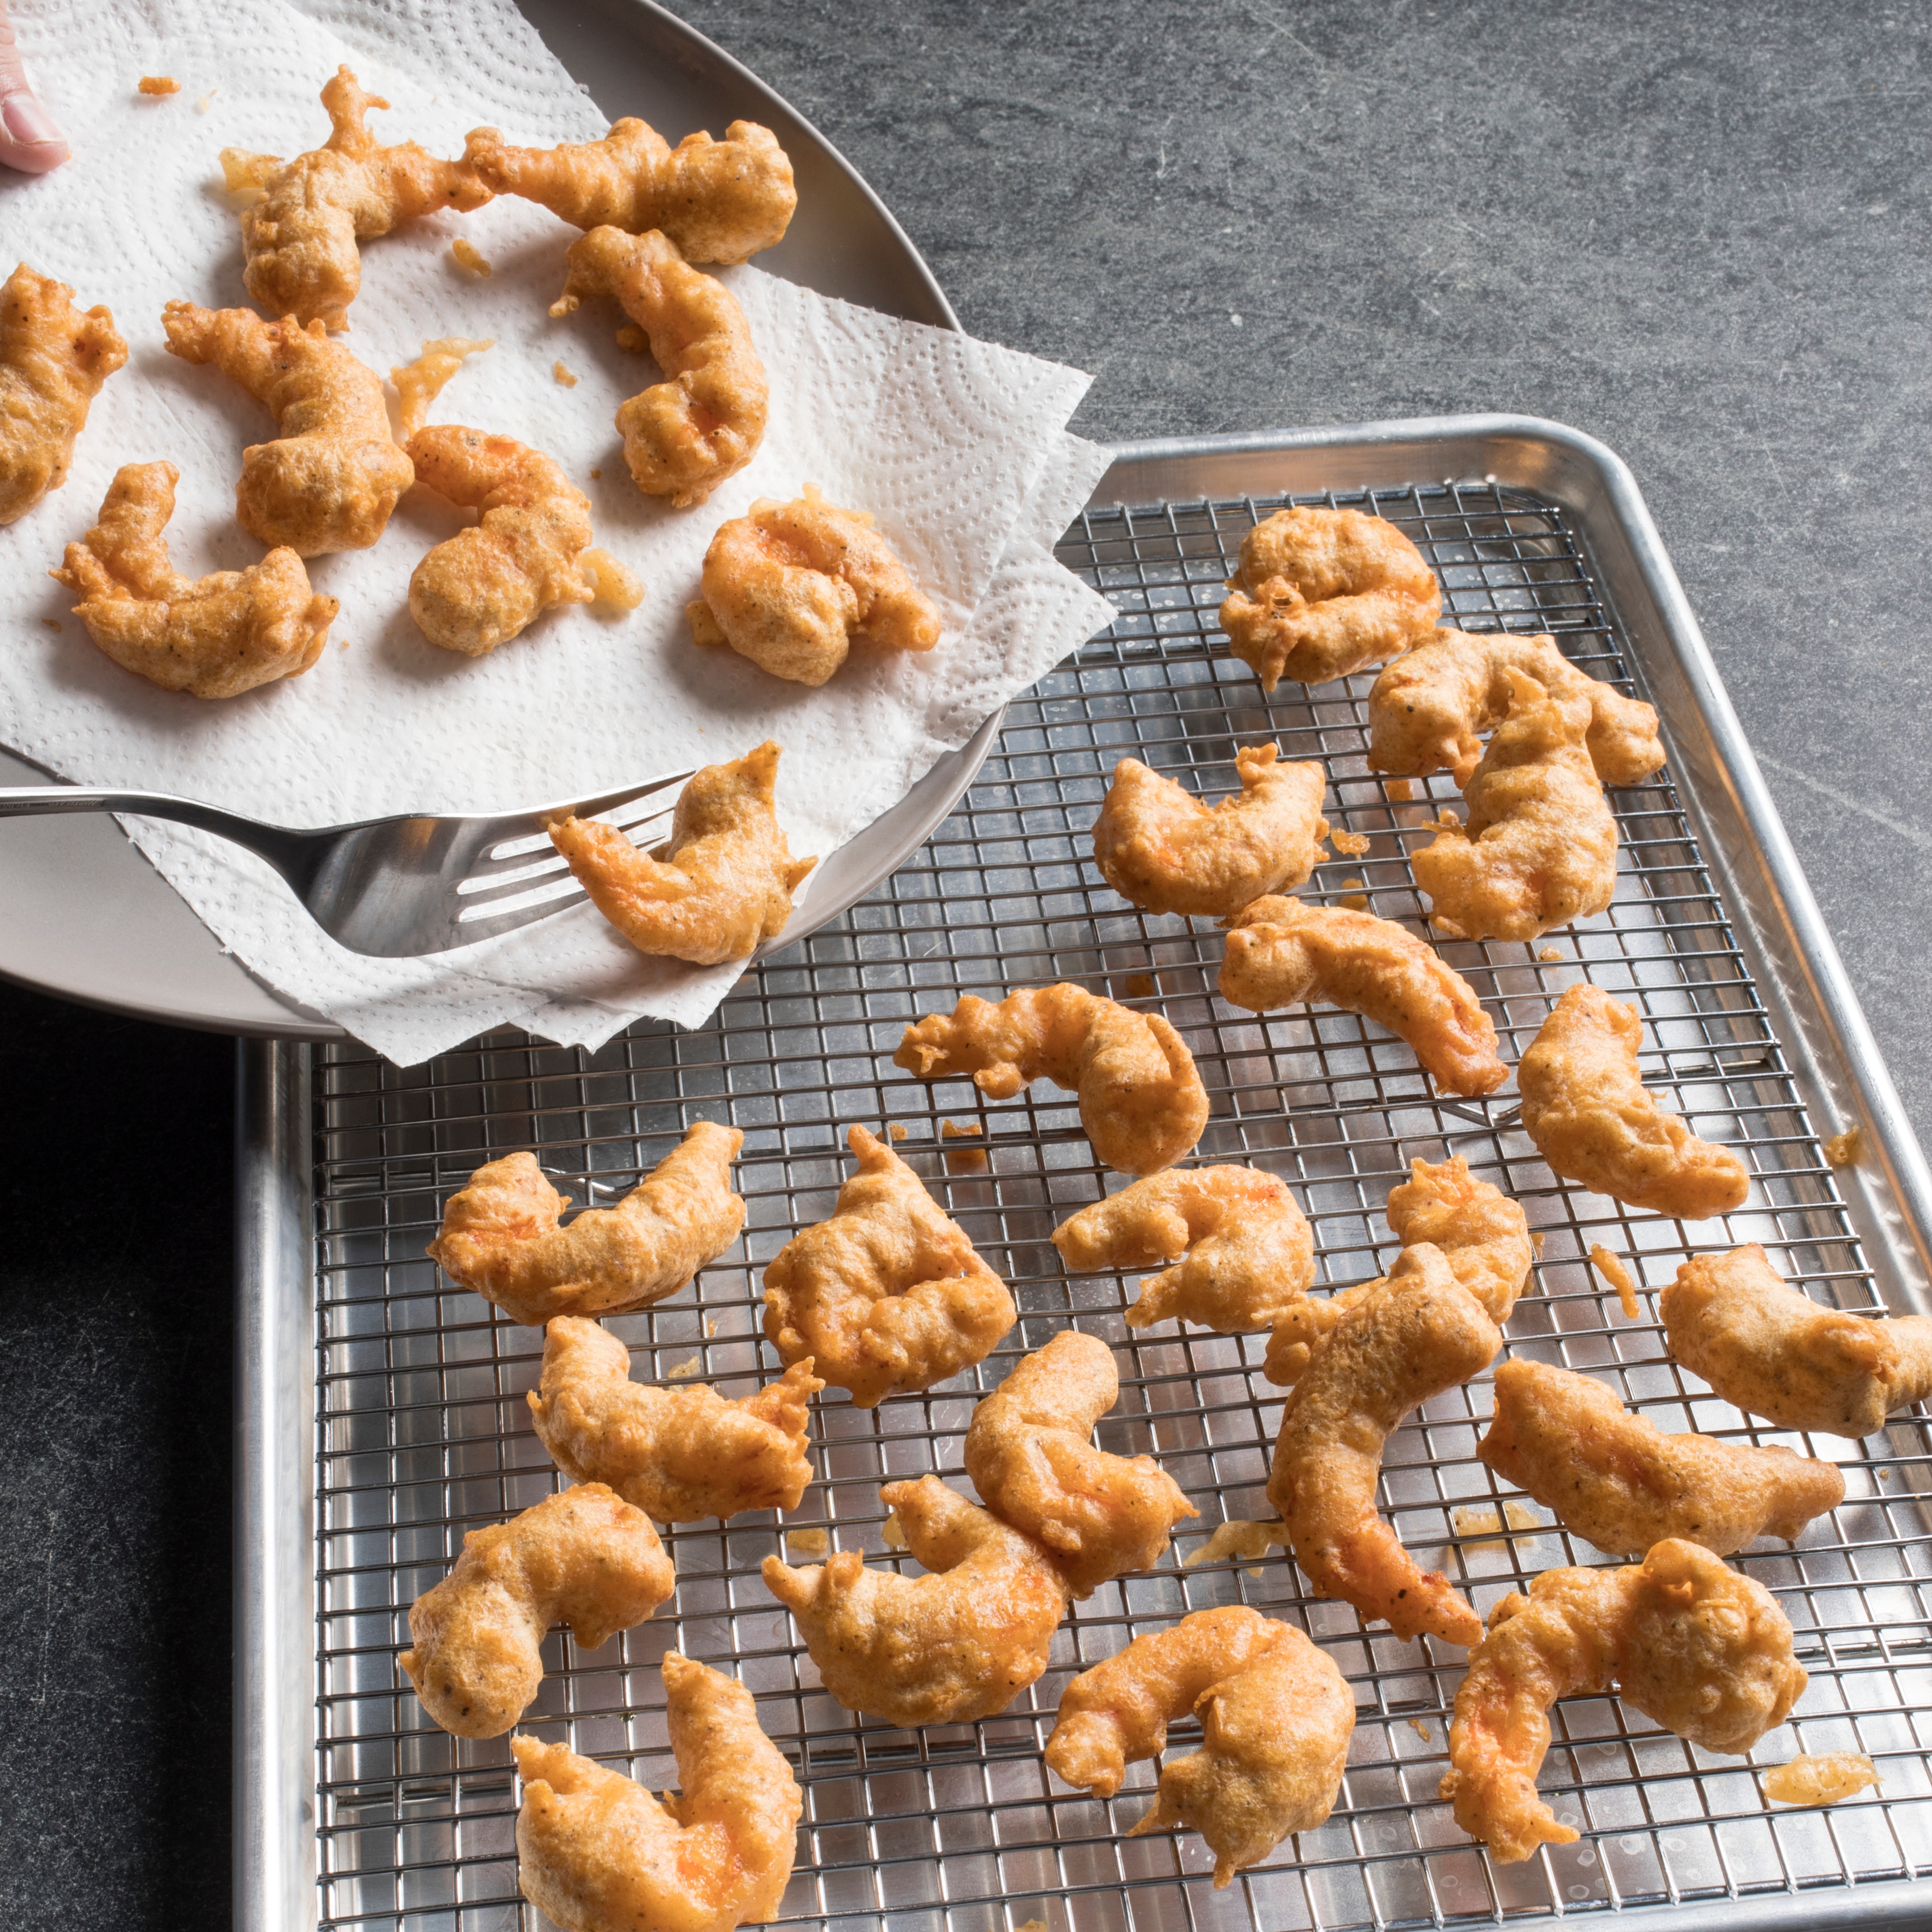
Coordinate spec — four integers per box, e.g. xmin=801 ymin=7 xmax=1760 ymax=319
xmin=0 ymin=263 xmax=126 ymax=526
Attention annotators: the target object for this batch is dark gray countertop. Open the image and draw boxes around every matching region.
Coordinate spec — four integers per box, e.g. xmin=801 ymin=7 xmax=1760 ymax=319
xmin=3 ymin=3 xmax=1927 ymax=1924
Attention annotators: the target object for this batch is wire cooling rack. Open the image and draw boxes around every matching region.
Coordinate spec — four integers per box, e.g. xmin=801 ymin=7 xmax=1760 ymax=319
xmin=310 ymin=479 xmax=1932 ymax=1932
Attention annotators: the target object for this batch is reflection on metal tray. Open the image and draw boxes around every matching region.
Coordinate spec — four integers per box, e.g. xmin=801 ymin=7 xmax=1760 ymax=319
xmin=244 ymin=419 xmax=1932 ymax=1932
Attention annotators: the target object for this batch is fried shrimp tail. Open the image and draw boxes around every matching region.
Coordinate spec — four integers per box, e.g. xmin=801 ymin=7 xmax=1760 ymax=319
xmin=50 ymin=460 xmax=336 ymax=697
xmin=1050 ymin=1164 xmax=1314 ymax=1332
xmin=762 ymin=1125 xmax=1015 ymax=1407
xmin=427 ymin=1121 xmax=745 ymax=1325
xmin=1219 ymin=896 xmax=1508 ymax=1098
xmin=0 ymin=263 xmax=127 ymax=526
xmin=761 ymin=1475 xmax=1069 ymax=1726
xmin=1045 ymin=1606 xmax=1353 ymax=1886
xmin=1440 ymin=1539 xmax=1806 ymax=1861
xmin=513 ymin=1653 xmax=802 ymax=1932
xmin=1090 ymin=744 xmax=1329 ymax=918
xmin=894 ymin=983 xmax=1208 ymax=1176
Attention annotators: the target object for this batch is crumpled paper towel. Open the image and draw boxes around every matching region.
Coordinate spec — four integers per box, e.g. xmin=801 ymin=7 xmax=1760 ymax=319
xmin=0 ymin=0 xmax=1116 ymax=1062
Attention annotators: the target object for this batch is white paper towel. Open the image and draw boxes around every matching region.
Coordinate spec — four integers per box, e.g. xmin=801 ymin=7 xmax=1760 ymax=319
xmin=0 ymin=0 xmax=1116 ymax=1061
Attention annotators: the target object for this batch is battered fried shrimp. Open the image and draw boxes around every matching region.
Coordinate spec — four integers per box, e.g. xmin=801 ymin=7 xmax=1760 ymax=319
xmin=550 ymin=742 xmax=817 ymax=965
xmin=427 ymin=1121 xmax=745 ymax=1326
xmin=1440 ymin=1539 xmax=1807 ymax=1861
xmin=762 ymin=1126 xmax=1015 ymax=1408
xmin=529 ymin=1317 xmax=821 ymax=1522
xmin=1050 ymin=1164 xmax=1314 ymax=1333
xmin=400 ymin=1483 xmax=674 ymax=1738
xmin=687 ymin=487 xmax=942 ymax=686
xmin=550 ymin=226 xmax=766 ymax=507
xmin=1089 ymin=744 xmax=1328 ymax=918
xmin=1384 ymin=1156 xmax=1535 ymax=1321
xmin=0 ymin=264 xmax=126 ymax=526
xmin=161 ymin=300 xmax=414 ymax=556
xmin=761 ymin=1475 xmax=1069 ymax=1726
xmin=1368 ymin=629 xmax=1666 ymax=788
xmin=50 ymin=461 xmax=336 ymax=697
xmin=1412 ymin=671 xmax=1621 ymax=942
xmin=1660 ymin=1243 xmax=1932 ymax=1438
xmin=1219 ymin=896 xmax=1508 ymax=1098
xmin=1519 ymin=984 xmax=1750 ymax=1218
xmin=512 ymin=1653 xmax=801 ymax=1932
xmin=1219 ymin=505 xmax=1441 ymax=690
xmin=239 ymin=66 xmax=492 ymax=331
xmin=963 ymin=1331 xmax=1197 ymax=1596
xmin=467 ymin=116 xmax=796 ymax=263
xmin=1479 ymin=1358 xmax=1846 ymax=1557
xmin=1044 ymin=1606 xmax=1353 ymax=1887
xmin=894 ymin=984 xmax=1208 ymax=1176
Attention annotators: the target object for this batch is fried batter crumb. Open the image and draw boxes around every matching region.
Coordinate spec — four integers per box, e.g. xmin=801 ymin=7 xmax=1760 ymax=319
xmin=888 ymin=1123 xmax=908 ymax=1141
xmin=1331 ymin=829 xmax=1371 ymax=857
xmin=1764 ymin=1754 xmax=1881 ymax=1805
xmin=553 ymin=359 xmax=579 ymax=388
xmin=615 ymin=323 xmax=649 ymax=353
xmin=1590 ymin=1243 xmax=1641 ymax=1318
xmin=580 ymin=547 xmax=644 ymax=611
xmin=589 ymin=467 xmax=602 ymax=480
xmin=450 ymin=237 xmax=492 ymax=276
xmin=704 ymin=1317 xmax=717 ymax=1337
xmin=218 ymin=147 xmax=281 ymax=194
xmin=196 ymin=91 xmax=217 ymax=115
xmin=1824 ymin=1127 xmax=1864 ymax=1169
xmin=784 ymin=1526 xmax=831 ymax=1557
xmin=138 ymin=75 xmax=181 ymax=96
xmin=1015 ymin=1919 xmax=1050 ymax=1932
xmin=943 ymin=1119 xmax=989 ymax=1171
xmin=1539 ymin=946 xmax=1566 ymax=962
xmin=1437 ymin=806 xmax=1462 ymax=827
xmin=880 ymin=1509 xmax=907 ymax=1549
xmin=1387 ymin=778 xmax=1416 ymax=801
xmin=1451 ymin=1500 xmax=1544 ymax=1549
xmin=1182 ymin=1517 xmax=1291 ymax=1568
xmin=1410 ymin=1717 xmax=1432 ymax=1741
xmin=39 ymin=618 xmax=59 ymax=631
xmin=941 ymin=1120 xmax=983 ymax=1138
xmin=665 ymin=1355 xmax=701 ymax=1379
xmin=1341 ymin=894 xmax=1370 ymax=911
xmin=1123 ymin=972 xmax=1157 ymax=998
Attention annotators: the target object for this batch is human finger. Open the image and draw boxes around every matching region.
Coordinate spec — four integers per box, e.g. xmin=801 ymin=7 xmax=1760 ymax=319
xmin=0 ymin=0 xmax=69 ymax=174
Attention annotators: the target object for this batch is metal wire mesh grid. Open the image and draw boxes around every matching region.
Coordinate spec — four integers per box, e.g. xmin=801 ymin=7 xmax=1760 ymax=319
xmin=310 ymin=478 xmax=1932 ymax=1932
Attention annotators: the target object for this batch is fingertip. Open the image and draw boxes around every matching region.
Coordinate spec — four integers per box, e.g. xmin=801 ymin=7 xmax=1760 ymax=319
xmin=0 ymin=89 xmax=69 ymax=173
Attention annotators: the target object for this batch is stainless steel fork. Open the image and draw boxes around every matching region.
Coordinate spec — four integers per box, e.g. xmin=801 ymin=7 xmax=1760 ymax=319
xmin=0 ymin=770 xmax=696 ymax=957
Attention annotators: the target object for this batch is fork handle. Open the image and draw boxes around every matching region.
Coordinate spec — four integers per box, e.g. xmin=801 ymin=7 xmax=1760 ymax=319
xmin=0 ymin=786 xmax=312 ymax=879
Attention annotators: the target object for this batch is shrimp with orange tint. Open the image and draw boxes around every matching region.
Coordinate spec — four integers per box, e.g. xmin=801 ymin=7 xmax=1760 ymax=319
xmin=0 ymin=262 xmax=126 ymax=527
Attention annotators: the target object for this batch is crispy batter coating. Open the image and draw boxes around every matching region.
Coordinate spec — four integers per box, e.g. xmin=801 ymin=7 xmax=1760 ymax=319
xmin=1050 ymin=1164 xmax=1314 ymax=1333
xmin=161 ymin=300 xmax=414 ymax=556
xmin=390 ymin=334 xmax=493 ymax=440
xmin=762 ymin=1125 xmax=1015 ymax=1408
xmin=1219 ymin=505 xmax=1441 ymax=690
xmin=1412 ymin=670 xmax=1620 ymax=942
xmin=1519 ymin=984 xmax=1750 ymax=1218
xmin=1440 ymin=1539 xmax=1807 ymax=1861
xmin=237 ymin=67 xmax=491 ymax=332
xmin=1219 ymin=896 xmax=1508 ymax=1098
xmin=687 ymin=486 xmax=941 ymax=686
xmin=1660 ymin=1243 xmax=1932 ymax=1438
xmin=0 ymin=263 xmax=126 ymax=526
xmin=467 ymin=116 xmax=796 ymax=263
xmin=512 ymin=1653 xmax=801 ymax=1932
xmin=1368 ymin=629 xmax=1666 ymax=788
xmin=428 ymin=1121 xmax=745 ymax=1326
xmin=1479 ymin=1358 xmax=1845 ymax=1557
xmin=894 ymin=984 xmax=1208 ymax=1176
xmin=550 ymin=226 xmax=766 ymax=506
xmin=761 ymin=1475 xmax=1069 ymax=1726
xmin=1089 ymin=744 xmax=1328 ymax=918
xmin=962 ymin=1330 xmax=1197 ymax=1597
xmin=1044 ymin=1606 xmax=1354 ymax=1886
xmin=529 ymin=1317 xmax=822 ymax=1523
xmin=400 ymin=1483 xmax=674 ymax=1738
xmin=550 ymin=741 xmax=817 ymax=966
xmin=50 ymin=460 xmax=336 ymax=697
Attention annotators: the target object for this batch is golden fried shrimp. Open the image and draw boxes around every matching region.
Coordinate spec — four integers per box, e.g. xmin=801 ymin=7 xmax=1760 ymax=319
xmin=1044 ymin=1606 xmax=1353 ymax=1887
xmin=1219 ymin=897 xmax=1508 ymax=1098
xmin=1519 ymin=984 xmax=1750 ymax=1219
xmin=686 ymin=487 xmax=942 ymax=686
xmin=467 ymin=116 xmax=796 ymax=263
xmin=50 ymin=461 xmax=335 ymax=697
xmin=1367 ymin=629 xmax=1666 ymax=788
xmin=1089 ymin=744 xmax=1328 ymax=918
xmin=1440 ymin=1539 xmax=1807 ymax=1861
xmin=1219 ymin=505 xmax=1441 ymax=690
xmin=513 ymin=1653 xmax=801 ymax=1932
xmin=427 ymin=1121 xmax=745 ymax=1326
xmin=529 ymin=1316 xmax=821 ymax=1523
xmin=237 ymin=67 xmax=491 ymax=332
xmin=550 ymin=741 xmax=816 ymax=966
xmin=1478 ymin=1357 xmax=1845 ymax=1557
xmin=1265 ymin=1245 xmax=1499 ymax=1645
xmin=762 ymin=1125 xmax=1015 ymax=1407
xmin=894 ymin=984 xmax=1208 ymax=1176
xmin=0 ymin=263 xmax=126 ymax=526
xmin=161 ymin=300 xmax=414 ymax=556
xmin=1050 ymin=1164 xmax=1314 ymax=1333
xmin=550 ymin=226 xmax=766 ymax=507
xmin=400 ymin=1483 xmax=674 ymax=1738
xmin=1412 ymin=670 xmax=1620 ymax=943
xmin=761 ymin=1475 xmax=1069 ymax=1726
xmin=1384 ymin=1156 xmax=1534 ymax=1321
xmin=962 ymin=1330 xmax=1196 ymax=1596
xmin=1660 ymin=1244 xmax=1932 ymax=1439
